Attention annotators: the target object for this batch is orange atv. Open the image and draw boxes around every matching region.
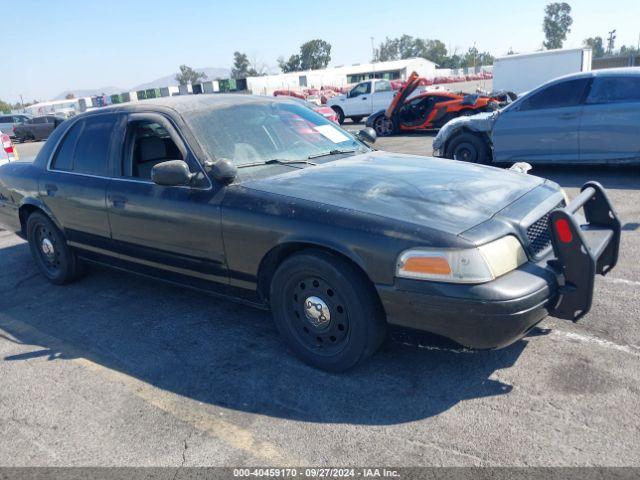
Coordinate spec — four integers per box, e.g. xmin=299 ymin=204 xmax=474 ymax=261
xmin=366 ymin=71 xmax=501 ymax=136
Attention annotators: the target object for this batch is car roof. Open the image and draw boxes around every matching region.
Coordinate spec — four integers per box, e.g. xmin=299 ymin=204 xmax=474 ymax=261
xmin=552 ymin=67 xmax=640 ymax=82
xmin=82 ymin=94 xmax=285 ymax=118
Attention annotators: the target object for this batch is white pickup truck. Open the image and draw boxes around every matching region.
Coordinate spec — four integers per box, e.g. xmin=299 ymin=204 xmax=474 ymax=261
xmin=327 ymin=79 xmax=396 ymax=124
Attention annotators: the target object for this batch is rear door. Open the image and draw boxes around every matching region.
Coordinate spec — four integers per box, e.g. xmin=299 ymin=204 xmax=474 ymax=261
xmin=579 ymin=75 xmax=640 ymax=164
xmin=371 ymin=80 xmax=395 ymax=111
xmin=42 ymin=114 xmax=119 ymax=249
xmin=492 ymin=77 xmax=590 ymax=164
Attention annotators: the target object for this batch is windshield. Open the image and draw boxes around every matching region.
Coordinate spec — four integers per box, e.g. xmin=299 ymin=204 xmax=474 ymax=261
xmin=184 ymin=100 xmax=369 ymax=177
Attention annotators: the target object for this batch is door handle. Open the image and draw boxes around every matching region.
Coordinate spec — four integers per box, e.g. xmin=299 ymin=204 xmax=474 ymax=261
xmin=559 ymin=113 xmax=578 ymax=120
xmin=44 ymin=184 xmax=57 ymax=196
xmin=109 ymin=195 xmax=127 ymax=209
xmin=362 ymin=97 xmax=368 ymax=100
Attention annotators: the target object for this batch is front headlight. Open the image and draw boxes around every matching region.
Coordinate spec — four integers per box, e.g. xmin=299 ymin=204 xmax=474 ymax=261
xmin=396 ymin=236 xmax=527 ymax=283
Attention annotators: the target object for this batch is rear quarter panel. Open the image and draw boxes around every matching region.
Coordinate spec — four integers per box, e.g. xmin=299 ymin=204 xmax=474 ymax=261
xmin=0 ymin=162 xmax=42 ymax=233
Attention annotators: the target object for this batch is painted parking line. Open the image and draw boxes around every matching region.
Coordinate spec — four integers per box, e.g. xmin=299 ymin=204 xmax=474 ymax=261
xmin=550 ymin=329 xmax=640 ymax=357
xmin=0 ymin=316 xmax=303 ymax=465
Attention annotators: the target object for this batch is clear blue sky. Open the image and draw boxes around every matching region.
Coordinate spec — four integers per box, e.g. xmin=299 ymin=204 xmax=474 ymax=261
xmin=3 ymin=0 xmax=639 ymax=103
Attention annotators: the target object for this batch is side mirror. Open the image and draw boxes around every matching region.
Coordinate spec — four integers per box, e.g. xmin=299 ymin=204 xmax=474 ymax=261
xmin=356 ymin=127 xmax=377 ymax=144
xmin=208 ymin=158 xmax=238 ymax=184
xmin=151 ymin=160 xmax=193 ymax=186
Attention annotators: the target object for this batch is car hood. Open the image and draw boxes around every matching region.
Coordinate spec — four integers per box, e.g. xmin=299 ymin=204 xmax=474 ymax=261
xmin=243 ymin=151 xmax=544 ymax=236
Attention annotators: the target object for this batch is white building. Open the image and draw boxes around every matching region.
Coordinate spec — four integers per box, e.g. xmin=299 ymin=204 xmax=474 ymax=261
xmin=247 ymin=57 xmax=437 ymax=95
xmin=24 ymin=99 xmax=81 ymax=117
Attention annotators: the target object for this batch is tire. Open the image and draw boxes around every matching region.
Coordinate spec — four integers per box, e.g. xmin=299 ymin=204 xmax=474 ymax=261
xmin=372 ymin=114 xmax=395 ymax=137
xmin=445 ymin=133 xmax=489 ymax=164
xmin=350 ymin=116 xmax=364 ymax=124
xmin=270 ymin=249 xmax=386 ymax=372
xmin=26 ymin=212 xmax=83 ymax=285
xmin=331 ymin=107 xmax=345 ymax=125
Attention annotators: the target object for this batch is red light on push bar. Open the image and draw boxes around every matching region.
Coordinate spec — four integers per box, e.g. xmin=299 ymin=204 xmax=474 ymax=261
xmin=555 ymin=218 xmax=573 ymax=243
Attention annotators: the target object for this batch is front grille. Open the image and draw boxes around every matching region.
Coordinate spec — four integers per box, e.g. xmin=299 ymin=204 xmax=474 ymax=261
xmin=526 ymin=201 xmax=565 ymax=257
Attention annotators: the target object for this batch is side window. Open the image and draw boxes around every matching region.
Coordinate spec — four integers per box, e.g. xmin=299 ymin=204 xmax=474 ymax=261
xmin=374 ymin=80 xmax=391 ymax=92
xmin=73 ymin=116 xmax=116 ymax=176
xmin=586 ymin=76 xmax=640 ymax=104
xmin=51 ymin=121 xmax=83 ymax=171
xmin=123 ymin=120 xmax=185 ymax=181
xmin=519 ymin=79 xmax=590 ymax=111
xmin=350 ymin=82 xmax=371 ymax=97
xmin=51 ymin=116 xmax=116 ymax=175
xmin=33 ymin=117 xmax=46 ymax=124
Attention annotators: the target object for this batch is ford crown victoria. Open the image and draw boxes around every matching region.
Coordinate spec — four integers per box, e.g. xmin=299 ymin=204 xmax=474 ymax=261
xmin=0 ymin=95 xmax=621 ymax=371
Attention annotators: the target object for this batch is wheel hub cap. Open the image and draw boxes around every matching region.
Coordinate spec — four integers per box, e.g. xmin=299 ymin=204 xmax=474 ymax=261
xmin=41 ymin=238 xmax=55 ymax=257
xmin=303 ymin=296 xmax=331 ymax=328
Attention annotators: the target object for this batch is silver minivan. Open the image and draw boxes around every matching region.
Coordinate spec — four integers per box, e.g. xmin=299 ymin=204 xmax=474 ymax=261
xmin=0 ymin=114 xmax=32 ymax=138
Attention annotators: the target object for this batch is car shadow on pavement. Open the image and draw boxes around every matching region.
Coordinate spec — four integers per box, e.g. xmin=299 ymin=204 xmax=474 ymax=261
xmin=0 ymin=242 xmax=528 ymax=426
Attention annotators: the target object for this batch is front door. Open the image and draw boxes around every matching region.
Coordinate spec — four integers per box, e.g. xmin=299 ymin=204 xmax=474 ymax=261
xmin=106 ymin=113 xmax=228 ymax=288
xmin=493 ymin=77 xmax=591 ymax=164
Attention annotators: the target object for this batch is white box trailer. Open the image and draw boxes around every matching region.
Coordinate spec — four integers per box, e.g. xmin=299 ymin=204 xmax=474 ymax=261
xmin=493 ymin=48 xmax=592 ymax=94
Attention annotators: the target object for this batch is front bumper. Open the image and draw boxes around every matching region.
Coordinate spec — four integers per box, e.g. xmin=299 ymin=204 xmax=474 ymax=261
xmin=377 ymin=260 xmax=557 ymax=349
xmin=378 ymin=181 xmax=621 ymax=349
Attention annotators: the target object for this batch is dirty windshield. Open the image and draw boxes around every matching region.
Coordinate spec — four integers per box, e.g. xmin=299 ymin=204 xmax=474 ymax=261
xmin=185 ymin=101 xmax=369 ymax=176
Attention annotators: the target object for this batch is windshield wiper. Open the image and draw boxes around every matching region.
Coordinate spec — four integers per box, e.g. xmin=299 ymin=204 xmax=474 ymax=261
xmin=236 ymin=159 xmax=317 ymax=169
xmin=308 ymin=149 xmax=359 ymax=160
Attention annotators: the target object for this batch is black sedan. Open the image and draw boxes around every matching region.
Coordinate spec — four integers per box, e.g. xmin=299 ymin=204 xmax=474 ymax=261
xmin=0 ymin=95 xmax=621 ymax=371
xmin=14 ymin=115 xmax=66 ymax=142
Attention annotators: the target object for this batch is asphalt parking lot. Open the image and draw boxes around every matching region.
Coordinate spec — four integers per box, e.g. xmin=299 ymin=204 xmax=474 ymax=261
xmin=1 ymin=137 xmax=639 ymax=466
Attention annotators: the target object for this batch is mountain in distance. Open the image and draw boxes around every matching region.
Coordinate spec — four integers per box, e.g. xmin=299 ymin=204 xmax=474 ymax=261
xmin=53 ymin=86 xmax=126 ymax=100
xmin=131 ymin=67 xmax=231 ymax=91
xmin=52 ymin=67 xmax=231 ymax=100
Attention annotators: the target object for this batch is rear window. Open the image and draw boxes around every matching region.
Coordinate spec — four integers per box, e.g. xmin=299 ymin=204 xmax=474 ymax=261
xmin=519 ymin=78 xmax=590 ymax=111
xmin=51 ymin=115 xmax=116 ymax=176
xmin=586 ymin=76 xmax=640 ymax=104
xmin=0 ymin=116 xmax=11 ymax=123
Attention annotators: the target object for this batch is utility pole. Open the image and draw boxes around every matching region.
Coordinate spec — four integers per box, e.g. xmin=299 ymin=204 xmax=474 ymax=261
xmin=370 ymin=37 xmax=375 ymax=62
xmin=607 ymin=29 xmax=617 ymax=55
xmin=19 ymin=94 xmax=24 ymax=112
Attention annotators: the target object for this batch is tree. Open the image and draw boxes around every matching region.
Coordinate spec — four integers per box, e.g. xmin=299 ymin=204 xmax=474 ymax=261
xmin=278 ymin=55 xmax=301 ymax=73
xmin=231 ymin=52 xmax=251 ymax=79
xmin=619 ymin=45 xmax=640 ymax=55
xmin=175 ymin=65 xmax=207 ymax=86
xmin=279 ymin=39 xmax=332 ymax=73
xmin=584 ymin=37 xmax=605 ymax=57
xmin=543 ymin=2 xmax=573 ymax=49
xmin=373 ymin=37 xmax=399 ymax=62
xmin=299 ymin=39 xmax=331 ymax=70
xmin=0 ymin=99 xmax=11 ymax=114
xmin=65 ymin=93 xmax=75 ymax=99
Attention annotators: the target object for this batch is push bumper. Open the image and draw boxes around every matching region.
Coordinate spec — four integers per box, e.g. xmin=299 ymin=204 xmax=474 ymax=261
xmin=377 ymin=181 xmax=621 ymax=348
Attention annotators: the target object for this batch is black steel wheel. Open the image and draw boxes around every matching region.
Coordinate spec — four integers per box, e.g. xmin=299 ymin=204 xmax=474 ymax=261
xmin=27 ymin=212 xmax=83 ymax=285
xmin=270 ymin=250 xmax=386 ymax=371
xmin=446 ymin=133 xmax=489 ymax=164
